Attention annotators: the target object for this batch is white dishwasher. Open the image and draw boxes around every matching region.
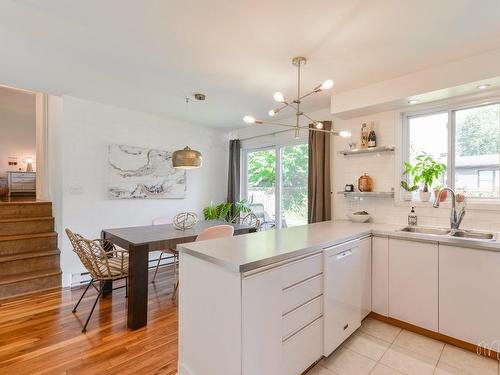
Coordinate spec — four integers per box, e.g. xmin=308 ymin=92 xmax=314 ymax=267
xmin=323 ymin=237 xmax=371 ymax=356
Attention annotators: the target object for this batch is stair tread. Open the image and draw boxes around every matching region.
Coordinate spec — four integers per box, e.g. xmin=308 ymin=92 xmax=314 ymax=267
xmin=0 ymin=268 xmax=62 ymax=285
xmin=0 ymin=250 xmax=60 ymax=263
xmin=0 ymin=232 xmax=57 ymax=242
xmin=0 ymin=216 xmax=54 ymax=223
xmin=0 ymin=200 xmax=50 ymax=206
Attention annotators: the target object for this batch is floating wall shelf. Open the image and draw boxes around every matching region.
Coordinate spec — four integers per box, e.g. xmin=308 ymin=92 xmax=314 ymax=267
xmin=337 ymin=191 xmax=395 ymax=198
xmin=338 ymin=145 xmax=396 ymax=156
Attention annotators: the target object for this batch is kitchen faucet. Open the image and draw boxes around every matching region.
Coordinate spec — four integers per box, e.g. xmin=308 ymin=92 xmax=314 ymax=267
xmin=433 ymin=188 xmax=465 ymax=233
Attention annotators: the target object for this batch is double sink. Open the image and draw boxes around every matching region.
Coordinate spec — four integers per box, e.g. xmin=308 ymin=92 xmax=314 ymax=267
xmin=399 ymin=226 xmax=496 ymax=241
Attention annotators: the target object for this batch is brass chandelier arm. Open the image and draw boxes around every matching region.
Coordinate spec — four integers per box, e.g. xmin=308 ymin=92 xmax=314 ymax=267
xmin=283 ymin=102 xmax=320 ymax=125
xmin=256 ymin=119 xmax=341 ymax=135
xmin=298 ymin=89 xmax=319 ymax=101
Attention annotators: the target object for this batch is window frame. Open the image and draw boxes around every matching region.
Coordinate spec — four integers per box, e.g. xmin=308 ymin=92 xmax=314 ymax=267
xmin=401 ymin=96 xmax=500 ymax=204
xmin=241 ymin=138 xmax=308 ymax=229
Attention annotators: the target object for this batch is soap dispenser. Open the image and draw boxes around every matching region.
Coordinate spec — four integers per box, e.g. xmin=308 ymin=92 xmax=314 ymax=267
xmin=408 ymin=207 xmax=417 ymax=226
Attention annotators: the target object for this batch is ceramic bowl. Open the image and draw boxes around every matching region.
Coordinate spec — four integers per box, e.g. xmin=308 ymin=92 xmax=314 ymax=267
xmin=347 ymin=212 xmax=371 ymax=223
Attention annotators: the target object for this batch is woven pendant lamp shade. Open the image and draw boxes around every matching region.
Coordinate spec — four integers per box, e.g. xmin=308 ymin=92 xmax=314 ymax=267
xmin=172 ymin=146 xmax=202 ymax=169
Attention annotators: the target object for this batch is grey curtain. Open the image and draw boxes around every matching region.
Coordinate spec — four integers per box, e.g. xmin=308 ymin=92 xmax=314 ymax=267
xmin=308 ymin=121 xmax=332 ymax=223
xmin=227 ymin=139 xmax=241 ymax=204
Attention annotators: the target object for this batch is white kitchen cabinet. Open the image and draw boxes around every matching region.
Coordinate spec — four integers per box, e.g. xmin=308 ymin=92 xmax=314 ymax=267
xmin=439 ymin=244 xmax=500 ymax=346
xmin=242 ymin=253 xmax=324 ymax=375
xmin=360 ymin=237 xmax=372 ymax=318
xmin=372 ymin=236 xmax=389 ymax=316
xmin=388 ymin=239 xmax=438 ymax=331
xmin=323 ymin=237 xmax=371 ymax=356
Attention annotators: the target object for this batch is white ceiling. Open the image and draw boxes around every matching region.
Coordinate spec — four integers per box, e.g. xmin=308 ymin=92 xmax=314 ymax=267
xmin=1 ymin=0 xmax=500 ymax=129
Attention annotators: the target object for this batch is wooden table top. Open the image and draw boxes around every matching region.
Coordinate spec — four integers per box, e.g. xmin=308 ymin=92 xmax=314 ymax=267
xmin=102 ymin=220 xmax=253 ymax=250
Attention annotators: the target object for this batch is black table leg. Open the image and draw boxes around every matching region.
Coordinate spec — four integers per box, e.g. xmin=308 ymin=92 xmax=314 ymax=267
xmin=127 ymin=243 xmax=149 ymax=330
xmin=100 ymin=230 xmax=113 ymax=296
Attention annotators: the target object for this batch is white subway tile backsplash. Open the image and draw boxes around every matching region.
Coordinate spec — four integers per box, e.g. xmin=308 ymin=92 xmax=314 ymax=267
xmin=332 ymin=111 xmax=500 ymax=232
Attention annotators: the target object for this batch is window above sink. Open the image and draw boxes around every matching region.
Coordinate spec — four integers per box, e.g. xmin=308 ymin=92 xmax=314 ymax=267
xmin=402 ymin=99 xmax=500 ymax=203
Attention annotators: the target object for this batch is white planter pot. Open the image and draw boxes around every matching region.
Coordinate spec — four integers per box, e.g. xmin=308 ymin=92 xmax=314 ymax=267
xmin=419 ymin=191 xmax=431 ymax=202
xmin=401 ymin=191 xmax=413 ymax=201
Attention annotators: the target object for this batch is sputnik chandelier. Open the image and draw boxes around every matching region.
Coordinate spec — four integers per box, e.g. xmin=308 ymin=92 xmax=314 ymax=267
xmin=243 ymin=56 xmax=351 ymax=139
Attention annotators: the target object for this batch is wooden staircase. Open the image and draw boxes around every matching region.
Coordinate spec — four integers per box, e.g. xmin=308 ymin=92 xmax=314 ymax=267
xmin=0 ymin=201 xmax=61 ymax=299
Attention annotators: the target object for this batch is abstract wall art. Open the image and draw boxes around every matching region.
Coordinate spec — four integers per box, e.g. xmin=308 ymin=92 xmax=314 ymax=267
xmin=108 ymin=144 xmax=186 ymax=199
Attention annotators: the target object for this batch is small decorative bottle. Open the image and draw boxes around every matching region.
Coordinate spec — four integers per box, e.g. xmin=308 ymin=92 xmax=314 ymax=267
xmin=408 ymin=207 xmax=417 ymax=226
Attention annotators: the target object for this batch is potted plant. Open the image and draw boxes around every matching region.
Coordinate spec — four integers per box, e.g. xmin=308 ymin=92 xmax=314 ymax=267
xmin=400 ymin=180 xmax=418 ymax=201
xmin=203 ymin=199 xmax=251 ymax=222
xmin=403 ymin=153 xmax=446 ymax=202
xmin=433 ymin=185 xmax=448 ymax=202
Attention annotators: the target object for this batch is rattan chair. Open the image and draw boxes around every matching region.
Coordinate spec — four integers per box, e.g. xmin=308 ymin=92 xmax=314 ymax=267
xmin=231 ymin=212 xmax=261 ymax=231
xmin=66 ymin=228 xmax=129 ymax=333
xmin=240 ymin=212 xmax=261 ymax=231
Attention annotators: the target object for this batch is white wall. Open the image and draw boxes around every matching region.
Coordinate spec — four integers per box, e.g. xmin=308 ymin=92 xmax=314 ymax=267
xmin=0 ymin=87 xmax=36 ymax=177
xmin=56 ymin=96 xmax=229 ymax=286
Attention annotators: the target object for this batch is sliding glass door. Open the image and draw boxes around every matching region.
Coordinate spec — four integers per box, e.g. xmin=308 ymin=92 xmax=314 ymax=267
xmin=246 ymin=148 xmax=277 ymax=228
xmin=243 ymin=143 xmax=308 ymax=229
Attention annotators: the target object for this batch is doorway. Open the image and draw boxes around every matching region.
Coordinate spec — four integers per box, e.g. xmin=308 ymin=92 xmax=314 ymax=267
xmin=0 ymin=84 xmax=47 ymax=202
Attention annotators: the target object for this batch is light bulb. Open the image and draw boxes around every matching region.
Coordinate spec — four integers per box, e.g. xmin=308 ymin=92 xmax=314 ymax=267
xmin=477 ymin=84 xmax=491 ymax=90
xmin=315 ymin=122 xmax=323 ymax=129
xmin=243 ymin=115 xmax=256 ymax=124
xmin=339 ymin=130 xmax=351 ymax=138
xmin=294 ymin=128 xmax=300 ymax=139
xmin=408 ymin=99 xmax=420 ymax=105
xmin=273 ymin=92 xmax=285 ymax=103
xmin=268 ymin=109 xmax=276 ymax=117
xmin=320 ymin=79 xmax=334 ymax=90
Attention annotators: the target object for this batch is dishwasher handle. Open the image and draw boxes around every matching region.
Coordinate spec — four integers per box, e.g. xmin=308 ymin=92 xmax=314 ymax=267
xmin=328 ymin=248 xmax=355 ymax=262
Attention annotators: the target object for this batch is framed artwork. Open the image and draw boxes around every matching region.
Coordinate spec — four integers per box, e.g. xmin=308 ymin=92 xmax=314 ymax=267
xmin=108 ymin=144 xmax=186 ymax=199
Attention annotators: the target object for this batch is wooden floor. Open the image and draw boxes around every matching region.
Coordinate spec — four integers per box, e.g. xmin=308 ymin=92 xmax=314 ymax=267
xmin=0 ymin=267 xmax=178 ymax=375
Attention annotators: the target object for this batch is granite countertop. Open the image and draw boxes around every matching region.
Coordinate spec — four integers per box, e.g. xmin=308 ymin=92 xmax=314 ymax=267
xmin=177 ymin=220 xmax=500 ymax=273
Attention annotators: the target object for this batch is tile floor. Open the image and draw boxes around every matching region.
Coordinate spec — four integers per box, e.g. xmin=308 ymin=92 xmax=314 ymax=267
xmin=308 ymin=318 xmax=500 ymax=375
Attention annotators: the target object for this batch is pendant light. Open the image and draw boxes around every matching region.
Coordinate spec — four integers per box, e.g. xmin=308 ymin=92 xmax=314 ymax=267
xmin=243 ymin=56 xmax=351 ymax=138
xmin=172 ymin=93 xmax=204 ymax=169
xmin=172 ymin=146 xmax=203 ymax=169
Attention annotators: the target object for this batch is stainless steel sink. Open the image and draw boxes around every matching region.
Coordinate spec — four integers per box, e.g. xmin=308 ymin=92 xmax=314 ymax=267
xmin=399 ymin=226 xmax=496 ymax=242
xmin=451 ymin=230 xmax=496 ymax=241
xmin=400 ymin=226 xmax=451 ymax=235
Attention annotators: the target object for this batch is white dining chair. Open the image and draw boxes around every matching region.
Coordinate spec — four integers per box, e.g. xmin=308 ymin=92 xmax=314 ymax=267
xmin=170 ymin=224 xmax=234 ymax=299
xmin=152 ymin=216 xmax=178 ymax=286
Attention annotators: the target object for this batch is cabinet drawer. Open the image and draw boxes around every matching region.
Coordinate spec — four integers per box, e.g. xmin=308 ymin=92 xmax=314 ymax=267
xmin=282 ymin=295 xmax=322 ymax=340
xmin=11 ymin=177 xmax=35 ymax=182
xmin=10 ymin=172 xmax=35 ymax=178
xmin=282 ymin=274 xmax=322 ymax=315
xmin=280 ymin=253 xmax=322 ymax=289
xmin=282 ymin=317 xmax=323 ymax=375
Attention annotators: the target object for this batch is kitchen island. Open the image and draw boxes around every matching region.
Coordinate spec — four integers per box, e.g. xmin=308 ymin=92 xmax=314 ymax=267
xmin=177 ymin=221 xmax=500 ymax=375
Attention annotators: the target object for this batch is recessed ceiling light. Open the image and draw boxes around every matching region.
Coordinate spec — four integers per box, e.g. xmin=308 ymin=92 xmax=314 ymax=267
xmin=408 ymin=99 xmax=420 ymax=105
xmin=477 ymin=84 xmax=491 ymax=90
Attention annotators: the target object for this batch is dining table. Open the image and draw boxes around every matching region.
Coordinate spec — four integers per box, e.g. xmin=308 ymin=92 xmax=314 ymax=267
xmin=101 ymin=220 xmax=255 ymax=330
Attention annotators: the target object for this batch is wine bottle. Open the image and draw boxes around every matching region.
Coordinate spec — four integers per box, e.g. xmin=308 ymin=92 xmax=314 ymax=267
xmin=368 ymin=122 xmax=376 ymax=148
